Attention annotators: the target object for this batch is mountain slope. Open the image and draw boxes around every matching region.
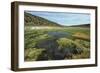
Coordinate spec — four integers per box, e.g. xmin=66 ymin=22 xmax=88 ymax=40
xmin=24 ymin=12 xmax=61 ymax=27
xmin=70 ymin=24 xmax=90 ymax=27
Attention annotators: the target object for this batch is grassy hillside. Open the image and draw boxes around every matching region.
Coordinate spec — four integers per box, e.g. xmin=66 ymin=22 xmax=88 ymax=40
xmin=24 ymin=12 xmax=61 ymax=27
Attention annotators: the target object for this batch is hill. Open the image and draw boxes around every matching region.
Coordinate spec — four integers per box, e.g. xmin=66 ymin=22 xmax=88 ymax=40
xmin=70 ymin=24 xmax=90 ymax=27
xmin=24 ymin=12 xmax=61 ymax=27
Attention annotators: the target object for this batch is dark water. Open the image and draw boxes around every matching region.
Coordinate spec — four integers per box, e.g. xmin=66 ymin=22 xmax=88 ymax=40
xmin=36 ymin=31 xmax=74 ymax=60
xmin=47 ymin=31 xmax=71 ymax=38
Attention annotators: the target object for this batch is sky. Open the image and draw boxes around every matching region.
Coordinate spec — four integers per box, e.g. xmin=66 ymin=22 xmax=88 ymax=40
xmin=25 ymin=11 xmax=90 ymax=26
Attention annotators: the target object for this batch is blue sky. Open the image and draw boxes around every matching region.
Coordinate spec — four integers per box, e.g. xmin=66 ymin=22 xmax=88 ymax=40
xmin=25 ymin=11 xmax=90 ymax=26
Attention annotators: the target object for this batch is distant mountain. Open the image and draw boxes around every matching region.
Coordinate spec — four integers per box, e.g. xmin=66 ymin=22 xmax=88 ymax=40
xmin=24 ymin=12 xmax=61 ymax=27
xmin=70 ymin=24 xmax=90 ymax=27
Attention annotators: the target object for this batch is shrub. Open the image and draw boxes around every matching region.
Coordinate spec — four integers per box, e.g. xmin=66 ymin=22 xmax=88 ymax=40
xmin=56 ymin=38 xmax=85 ymax=59
xmin=57 ymin=38 xmax=75 ymax=49
xmin=25 ymin=48 xmax=46 ymax=61
xmin=75 ymin=39 xmax=90 ymax=48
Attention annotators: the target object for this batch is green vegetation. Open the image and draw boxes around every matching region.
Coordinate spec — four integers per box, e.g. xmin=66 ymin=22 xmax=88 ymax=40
xmin=24 ymin=27 xmax=90 ymax=61
xmin=25 ymin=48 xmax=46 ymax=61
